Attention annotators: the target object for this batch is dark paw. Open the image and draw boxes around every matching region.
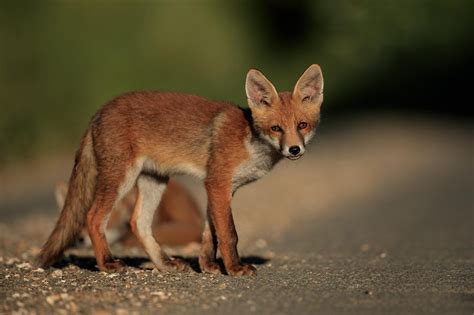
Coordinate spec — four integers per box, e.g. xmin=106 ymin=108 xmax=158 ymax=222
xmin=99 ymin=259 xmax=126 ymax=272
xmin=226 ymin=263 xmax=256 ymax=276
xmin=199 ymin=258 xmax=222 ymax=275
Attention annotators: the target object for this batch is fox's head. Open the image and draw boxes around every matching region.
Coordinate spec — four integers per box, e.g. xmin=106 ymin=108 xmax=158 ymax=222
xmin=245 ymin=64 xmax=324 ymax=160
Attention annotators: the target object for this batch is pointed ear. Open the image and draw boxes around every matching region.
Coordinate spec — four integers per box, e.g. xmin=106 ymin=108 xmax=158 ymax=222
xmin=293 ymin=64 xmax=324 ymax=103
xmin=245 ymin=69 xmax=279 ymax=108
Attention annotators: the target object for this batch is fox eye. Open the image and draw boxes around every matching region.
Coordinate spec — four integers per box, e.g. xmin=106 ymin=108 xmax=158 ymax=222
xmin=302 ymin=96 xmax=311 ymax=102
xmin=260 ymin=99 xmax=270 ymax=106
xmin=271 ymin=125 xmax=282 ymax=132
xmin=298 ymin=122 xmax=308 ymax=129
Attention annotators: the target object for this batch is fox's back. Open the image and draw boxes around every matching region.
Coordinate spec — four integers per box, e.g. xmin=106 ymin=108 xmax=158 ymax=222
xmin=90 ymin=91 xmax=245 ymax=175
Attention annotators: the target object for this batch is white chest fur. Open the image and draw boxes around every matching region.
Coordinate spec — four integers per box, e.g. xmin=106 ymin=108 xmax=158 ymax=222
xmin=232 ymin=138 xmax=280 ymax=191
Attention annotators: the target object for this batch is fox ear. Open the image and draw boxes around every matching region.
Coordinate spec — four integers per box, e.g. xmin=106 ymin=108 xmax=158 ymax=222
xmin=246 ymin=69 xmax=278 ymax=108
xmin=293 ymin=64 xmax=324 ymax=103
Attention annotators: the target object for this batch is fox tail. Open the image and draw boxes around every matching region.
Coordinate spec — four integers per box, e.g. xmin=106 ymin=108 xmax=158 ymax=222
xmin=37 ymin=130 xmax=97 ymax=267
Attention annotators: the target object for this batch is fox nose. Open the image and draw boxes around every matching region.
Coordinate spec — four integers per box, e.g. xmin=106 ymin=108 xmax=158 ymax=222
xmin=289 ymin=146 xmax=301 ymax=156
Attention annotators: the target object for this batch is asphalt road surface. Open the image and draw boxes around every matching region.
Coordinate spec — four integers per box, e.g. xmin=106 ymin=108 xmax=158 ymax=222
xmin=0 ymin=116 xmax=472 ymax=314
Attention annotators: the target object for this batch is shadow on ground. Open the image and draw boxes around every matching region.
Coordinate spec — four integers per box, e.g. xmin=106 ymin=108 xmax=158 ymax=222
xmin=53 ymin=255 xmax=268 ymax=274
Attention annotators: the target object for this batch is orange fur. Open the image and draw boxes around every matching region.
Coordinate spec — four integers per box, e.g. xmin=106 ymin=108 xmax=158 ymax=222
xmin=38 ymin=65 xmax=324 ymax=276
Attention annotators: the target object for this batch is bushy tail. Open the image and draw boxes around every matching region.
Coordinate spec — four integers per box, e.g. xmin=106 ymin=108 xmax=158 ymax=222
xmin=37 ymin=130 xmax=97 ymax=267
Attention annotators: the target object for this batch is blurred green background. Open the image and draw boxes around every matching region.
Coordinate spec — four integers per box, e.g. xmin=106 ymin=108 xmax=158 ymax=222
xmin=0 ymin=0 xmax=472 ymax=166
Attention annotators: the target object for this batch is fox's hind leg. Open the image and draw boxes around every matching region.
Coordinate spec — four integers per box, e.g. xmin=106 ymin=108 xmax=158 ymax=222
xmin=87 ymin=162 xmax=140 ymax=272
xmin=130 ymin=174 xmax=189 ymax=272
xmin=87 ymin=199 xmax=125 ymax=272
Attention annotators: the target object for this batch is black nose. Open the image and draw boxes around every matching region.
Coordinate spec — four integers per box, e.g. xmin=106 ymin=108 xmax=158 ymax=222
xmin=289 ymin=146 xmax=300 ymax=156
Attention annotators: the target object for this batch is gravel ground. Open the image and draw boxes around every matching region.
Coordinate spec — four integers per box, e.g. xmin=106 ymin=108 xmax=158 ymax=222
xmin=1 ymin=116 xmax=473 ymax=314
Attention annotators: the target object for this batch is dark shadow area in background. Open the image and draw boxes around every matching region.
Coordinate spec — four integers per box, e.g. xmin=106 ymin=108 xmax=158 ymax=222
xmin=247 ymin=0 xmax=321 ymax=53
xmin=243 ymin=0 xmax=473 ymax=119
xmin=336 ymin=45 xmax=473 ymax=120
xmin=56 ymin=254 xmax=268 ymax=274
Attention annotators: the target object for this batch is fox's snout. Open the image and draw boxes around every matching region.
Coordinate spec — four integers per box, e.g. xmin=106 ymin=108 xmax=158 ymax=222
xmin=289 ymin=146 xmax=300 ymax=155
xmin=283 ymin=144 xmax=305 ymax=160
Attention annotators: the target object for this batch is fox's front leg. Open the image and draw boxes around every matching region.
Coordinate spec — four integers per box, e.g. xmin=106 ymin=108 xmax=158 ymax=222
xmin=199 ymin=214 xmax=221 ymax=274
xmin=204 ymin=180 xmax=256 ymax=276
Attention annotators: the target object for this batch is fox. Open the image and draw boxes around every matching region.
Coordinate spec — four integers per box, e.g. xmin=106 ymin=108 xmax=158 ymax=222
xmin=38 ymin=64 xmax=324 ymax=276
xmin=54 ymin=180 xmax=203 ymax=247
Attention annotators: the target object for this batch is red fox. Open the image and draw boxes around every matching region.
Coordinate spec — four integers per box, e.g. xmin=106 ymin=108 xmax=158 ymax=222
xmin=38 ymin=64 xmax=324 ymax=276
xmin=54 ymin=180 xmax=203 ymax=247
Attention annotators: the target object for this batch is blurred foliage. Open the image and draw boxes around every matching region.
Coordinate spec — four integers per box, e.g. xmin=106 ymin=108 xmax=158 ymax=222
xmin=0 ymin=0 xmax=472 ymax=166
